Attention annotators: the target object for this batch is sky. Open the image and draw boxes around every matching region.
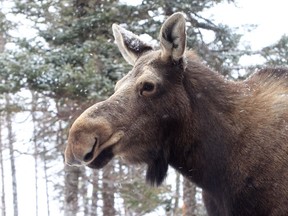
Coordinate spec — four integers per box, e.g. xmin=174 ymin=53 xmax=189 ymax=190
xmin=1 ymin=0 xmax=288 ymax=216
xmin=207 ymin=0 xmax=288 ymax=50
xmin=203 ymin=0 xmax=288 ymax=65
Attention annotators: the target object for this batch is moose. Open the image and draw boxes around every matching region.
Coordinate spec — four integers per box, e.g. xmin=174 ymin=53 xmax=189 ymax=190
xmin=65 ymin=13 xmax=288 ymax=215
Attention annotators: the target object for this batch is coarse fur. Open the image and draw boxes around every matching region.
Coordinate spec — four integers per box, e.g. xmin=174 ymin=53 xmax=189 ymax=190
xmin=65 ymin=13 xmax=288 ymax=216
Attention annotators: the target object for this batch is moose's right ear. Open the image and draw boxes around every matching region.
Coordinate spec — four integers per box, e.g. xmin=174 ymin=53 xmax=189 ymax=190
xmin=112 ymin=24 xmax=153 ymax=66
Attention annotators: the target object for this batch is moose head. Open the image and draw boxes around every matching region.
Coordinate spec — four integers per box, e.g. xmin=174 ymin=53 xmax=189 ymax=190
xmin=65 ymin=13 xmax=195 ymax=186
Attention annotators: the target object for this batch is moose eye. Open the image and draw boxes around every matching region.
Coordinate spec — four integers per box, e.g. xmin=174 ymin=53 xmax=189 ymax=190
xmin=140 ymin=82 xmax=156 ymax=96
xmin=143 ymin=82 xmax=154 ymax=92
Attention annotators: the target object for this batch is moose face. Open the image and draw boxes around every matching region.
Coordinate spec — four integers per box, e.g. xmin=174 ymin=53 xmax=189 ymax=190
xmin=65 ymin=13 xmax=192 ymax=185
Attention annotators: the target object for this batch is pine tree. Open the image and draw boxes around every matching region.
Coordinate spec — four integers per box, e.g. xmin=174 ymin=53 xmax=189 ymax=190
xmin=0 ymin=114 xmax=6 ymax=216
xmin=261 ymin=35 xmax=288 ymax=66
xmin=5 ymin=94 xmax=18 ymax=216
xmin=31 ymin=91 xmax=40 ymax=216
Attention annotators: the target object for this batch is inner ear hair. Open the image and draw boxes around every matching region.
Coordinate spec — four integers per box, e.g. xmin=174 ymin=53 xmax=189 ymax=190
xmin=159 ymin=12 xmax=187 ymax=62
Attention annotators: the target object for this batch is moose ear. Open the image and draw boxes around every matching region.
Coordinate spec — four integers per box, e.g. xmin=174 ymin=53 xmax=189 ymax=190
xmin=112 ymin=24 xmax=153 ymax=66
xmin=159 ymin=12 xmax=186 ymax=62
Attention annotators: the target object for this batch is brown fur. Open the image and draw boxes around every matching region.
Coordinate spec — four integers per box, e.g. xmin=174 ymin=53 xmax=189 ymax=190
xmin=65 ymin=13 xmax=288 ymax=216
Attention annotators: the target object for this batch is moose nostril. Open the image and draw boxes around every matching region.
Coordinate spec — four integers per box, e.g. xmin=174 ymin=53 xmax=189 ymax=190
xmin=83 ymin=138 xmax=97 ymax=162
xmin=84 ymin=151 xmax=93 ymax=162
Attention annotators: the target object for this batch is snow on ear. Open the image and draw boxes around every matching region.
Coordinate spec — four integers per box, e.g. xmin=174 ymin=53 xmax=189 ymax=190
xmin=159 ymin=12 xmax=186 ymax=62
xmin=112 ymin=24 xmax=153 ymax=66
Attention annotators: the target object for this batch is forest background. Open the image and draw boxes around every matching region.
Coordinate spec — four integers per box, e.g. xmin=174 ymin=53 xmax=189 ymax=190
xmin=0 ymin=0 xmax=287 ymax=215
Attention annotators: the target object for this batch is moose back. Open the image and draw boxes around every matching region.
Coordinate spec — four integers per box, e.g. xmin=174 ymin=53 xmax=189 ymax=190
xmin=65 ymin=13 xmax=288 ymax=216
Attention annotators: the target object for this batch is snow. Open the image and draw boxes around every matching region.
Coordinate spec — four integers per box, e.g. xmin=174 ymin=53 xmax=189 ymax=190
xmin=119 ymin=26 xmax=143 ymax=51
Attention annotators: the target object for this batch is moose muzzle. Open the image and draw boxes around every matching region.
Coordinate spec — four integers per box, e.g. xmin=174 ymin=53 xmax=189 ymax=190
xmin=64 ymin=106 xmax=124 ymax=167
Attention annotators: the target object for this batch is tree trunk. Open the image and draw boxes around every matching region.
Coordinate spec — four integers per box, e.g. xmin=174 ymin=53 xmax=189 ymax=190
xmin=0 ymin=115 xmax=6 ymax=216
xmin=31 ymin=91 xmax=39 ymax=216
xmin=172 ymin=172 xmax=181 ymax=215
xmin=43 ymin=147 xmax=51 ymax=216
xmin=79 ymin=168 xmax=89 ymax=215
xmin=102 ymin=162 xmax=116 ymax=216
xmin=182 ymin=177 xmax=197 ymax=216
xmin=0 ymin=12 xmax=7 ymax=215
xmin=5 ymin=94 xmax=18 ymax=216
xmin=0 ymin=29 xmax=5 ymax=52
xmin=64 ymin=165 xmax=81 ymax=216
xmin=90 ymin=170 xmax=99 ymax=216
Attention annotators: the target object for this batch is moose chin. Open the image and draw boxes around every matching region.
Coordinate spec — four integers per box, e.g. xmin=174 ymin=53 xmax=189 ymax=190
xmin=65 ymin=12 xmax=288 ymax=216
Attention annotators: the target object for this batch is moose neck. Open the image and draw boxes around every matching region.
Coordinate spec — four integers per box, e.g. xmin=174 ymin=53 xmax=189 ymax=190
xmin=169 ymin=60 xmax=242 ymax=194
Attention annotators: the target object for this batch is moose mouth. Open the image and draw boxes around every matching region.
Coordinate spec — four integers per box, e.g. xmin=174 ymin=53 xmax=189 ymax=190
xmin=87 ymin=146 xmax=114 ymax=169
xmin=83 ymin=130 xmax=124 ymax=169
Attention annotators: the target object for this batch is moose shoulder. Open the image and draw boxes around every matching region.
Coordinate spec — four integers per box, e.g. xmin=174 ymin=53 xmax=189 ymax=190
xmin=65 ymin=13 xmax=288 ymax=216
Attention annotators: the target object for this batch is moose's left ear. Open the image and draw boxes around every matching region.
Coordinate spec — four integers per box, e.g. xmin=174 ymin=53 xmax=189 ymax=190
xmin=112 ymin=24 xmax=153 ymax=66
xmin=159 ymin=12 xmax=186 ymax=62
